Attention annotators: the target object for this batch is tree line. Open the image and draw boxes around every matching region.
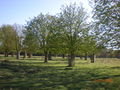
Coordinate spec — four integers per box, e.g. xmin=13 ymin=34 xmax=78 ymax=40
xmin=0 ymin=1 xmax=119 ymax=67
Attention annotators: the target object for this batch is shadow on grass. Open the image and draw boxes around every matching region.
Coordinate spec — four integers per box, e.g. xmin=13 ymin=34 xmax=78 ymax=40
xmin=111 ymin=66 xmax=120 ymax=69
xmin=0 ymin=60 xmax=120 ymax=90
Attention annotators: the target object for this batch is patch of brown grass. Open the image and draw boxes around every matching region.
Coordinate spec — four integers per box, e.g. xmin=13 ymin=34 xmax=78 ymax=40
xmin=94 ymin=78 xmax=113 ymax=83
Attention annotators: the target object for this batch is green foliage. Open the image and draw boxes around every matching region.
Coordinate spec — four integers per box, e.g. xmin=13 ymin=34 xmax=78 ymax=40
xmin=93 ymin=0 xmax=120 ymax=49
xmin=13 ymin=24 xmax=23 ymax=52
xmin=59 ymin=3 xmax=88 ymax=55
xmin=80 ymin=35 xmax=105 ymax=56
xmin=0 ymin=25 xmax=17 ymax=53
xmin=26 ymin=14 xmax=58 ymax=53
xmin=22 ymin=28 xmax=39 ymax=53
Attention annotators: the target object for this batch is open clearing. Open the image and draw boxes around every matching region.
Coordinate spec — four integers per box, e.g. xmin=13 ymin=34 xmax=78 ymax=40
xmin=0 ymin=56 xmax=120 ymax=90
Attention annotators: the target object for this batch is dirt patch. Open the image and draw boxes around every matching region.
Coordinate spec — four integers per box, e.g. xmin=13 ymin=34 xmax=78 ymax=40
xmin=94 ymin=78 xmax=113 ymax=83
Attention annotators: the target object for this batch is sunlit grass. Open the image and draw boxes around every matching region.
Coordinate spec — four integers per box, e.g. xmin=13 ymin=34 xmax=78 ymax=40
xmin=0 ymin=55 xmax=120 ymax=89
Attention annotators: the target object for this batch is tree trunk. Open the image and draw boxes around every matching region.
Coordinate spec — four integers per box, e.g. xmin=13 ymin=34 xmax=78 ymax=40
xmin=80 ymin=55 xmax=83 ymax=59
xmin=16 ymin=51 xmax=20 ymax=59
xmin=6 ymin=53 xmax=9 ymax=57
xmin=62 ymin=54 xmax=65 ymax=58
xmin=11 ymin=53 xmax=14 ymax=57
xmin=23 ymin=51 xmax=27 ymax=59
xmin=84 ymin=53 xmax=87 ymax=60
xmin=90 ymin=53 xmax=95 ymax=63
xmin=28 ymin=53 xmax=32 ymax=58
xmin=44 ymin=51 xmax=48 ymax=63
xmin=4 ymin=51 xmax=8 ymax=57
xmin=48 ymin=52 xmax=52 ymax=60
xmin=4 ymin=52 xmax=7 ymax=57
xmin=68 ymin=54 xmax=75 ymax=67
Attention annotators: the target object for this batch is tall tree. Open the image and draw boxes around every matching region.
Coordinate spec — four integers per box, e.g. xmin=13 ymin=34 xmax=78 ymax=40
xmin=0 ymin=25 xmax=16 ymax=57
xmin=22 ymin=27 xmax=39 ymax=58
xmin=60 ymin=3 xmax=88 ymax=66
xmin=26 ymin=14 xmax=59 ymax=62
xmin=13 ymin=24 xmax=23 ymax=59
xmin=93 ymin=0 xmax=120 ymax=49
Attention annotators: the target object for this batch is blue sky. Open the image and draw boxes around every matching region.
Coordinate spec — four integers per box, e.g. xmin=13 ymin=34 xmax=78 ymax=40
xmin=0 ymin=0 xmax=92 ymax=25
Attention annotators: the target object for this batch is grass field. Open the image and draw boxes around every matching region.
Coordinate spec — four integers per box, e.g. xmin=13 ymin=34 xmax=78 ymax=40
xmin=0 ymin=55 xmax=120 ymax=90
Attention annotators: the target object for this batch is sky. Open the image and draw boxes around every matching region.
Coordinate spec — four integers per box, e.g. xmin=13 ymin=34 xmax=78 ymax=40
xmin=0 ymin=0 xmax=92 ymax=26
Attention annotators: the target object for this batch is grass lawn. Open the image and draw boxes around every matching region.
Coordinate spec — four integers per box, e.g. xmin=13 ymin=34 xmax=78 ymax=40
xmin=0 ymin=56 xmax=120 ymax=90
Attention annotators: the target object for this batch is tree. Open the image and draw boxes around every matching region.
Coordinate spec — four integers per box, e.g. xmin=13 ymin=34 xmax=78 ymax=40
xmin=0 ymin=25 xmax=16 ymax=57
xmin=13 ymin=24 xmax=23 ymax=59
xmin=26 ymin=14 xmax=59 ymax=62
xmin=22 ymin=27 xmax=39 ymax=58
xmin=79 ymin=34 xmax=103 ymax=63
xmin=60 ymin=3 xmax=88 ymax=66
xmin=0 ymin=27 xmax=3 ymax=53
xmin=93 ymin=0 xmax=120 ymax=49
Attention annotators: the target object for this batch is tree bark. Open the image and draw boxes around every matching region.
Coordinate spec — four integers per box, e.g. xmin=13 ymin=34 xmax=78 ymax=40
xmin=48 ymin=52 xmax=52 ymax=60
xmin=28 ymin=53 xmax=32 ymax=58
xmin=6 ymin=53 xmax=9 ymax=57
xmin=44 ymin=51 xmax=48 ymax=63
xmin=68 ymin=54 xmax=75 ymax=67
xmin=80 ymin=55 xmax=83 ymax=59
xmin=23 ymin=51 xmax=27 ymax=59
xmin=84 ymin=53 xmax=87 ymax=60
xmin=4 ymin=52 xmax=7 ymax=57
xmin=62 ymin=54 xmax=65 ymax=58
xmin=90 ymin=53 xmax=95 ymax=63
xmin=11 ymin=53 xmax=14 ymax=57
xmin=4 ymin=51 xmax=8 ymax=57
xmin=16 ymin=51 xmax=20 ymax=59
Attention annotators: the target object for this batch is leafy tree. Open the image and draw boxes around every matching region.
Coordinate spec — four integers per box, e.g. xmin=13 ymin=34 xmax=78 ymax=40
xmin=0 ymin=27 xmax=3 ymax=52
xmin=0 ymin=25 xmax=16 ymax=57
xmin=79 ymin=34 xmax=103 ymax=63
xmin=12 ymin=24 xmax=23 ymax=59
xmin=26 ymin=14 xmax=59 ymax=62
xmin=22 ymin=27 xmax=39 ymax=58
xmin=93 ymin=0 xmax=120 ymax=49
xmin=60 ymin=3 xmax=88 ymax=66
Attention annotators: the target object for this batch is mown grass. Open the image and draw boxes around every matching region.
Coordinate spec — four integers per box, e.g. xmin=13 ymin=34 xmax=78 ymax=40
xmin=0 ymin=55 xmax=120 ymax=90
